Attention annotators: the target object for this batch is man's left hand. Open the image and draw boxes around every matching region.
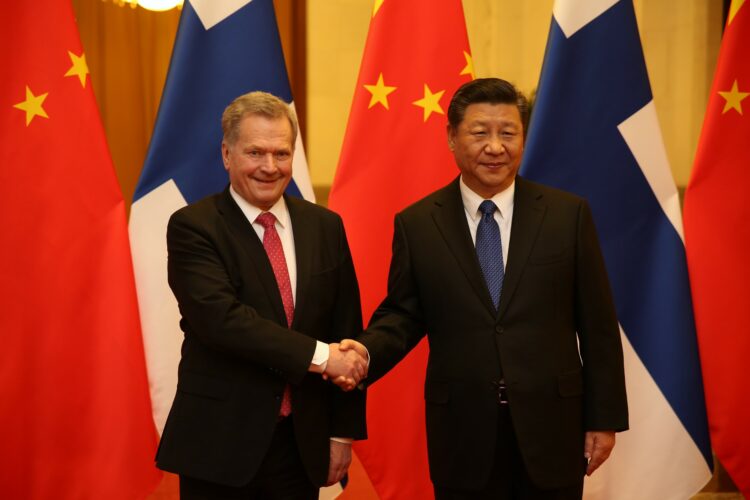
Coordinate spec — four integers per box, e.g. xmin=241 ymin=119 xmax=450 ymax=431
xmin=326 ymin=440 xmax=352 ymax=486
xmin=584 ymin=431 xmax=616 ymax=476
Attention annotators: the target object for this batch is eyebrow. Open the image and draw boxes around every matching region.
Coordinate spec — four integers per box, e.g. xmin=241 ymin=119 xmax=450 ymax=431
xmin=466 ymin=120 xmax=519 ymax=128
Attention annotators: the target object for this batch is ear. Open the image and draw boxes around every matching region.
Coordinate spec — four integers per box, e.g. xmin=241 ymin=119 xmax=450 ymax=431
xmin=221 ymin=141 xmax=230 ymax=171
xmin=446 ymin=124 xmax=456 ymax=151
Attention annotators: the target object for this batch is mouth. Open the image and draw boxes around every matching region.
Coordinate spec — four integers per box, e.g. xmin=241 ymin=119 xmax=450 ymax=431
xmin=481 ymin=162 xmax=505 ymax=169
xmin=252 ymin=177 xmax=281 ymax=184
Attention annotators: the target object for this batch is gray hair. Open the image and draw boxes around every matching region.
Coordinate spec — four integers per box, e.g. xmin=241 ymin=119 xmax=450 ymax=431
xmin=221 ymin=91 xmax=298 ymax=145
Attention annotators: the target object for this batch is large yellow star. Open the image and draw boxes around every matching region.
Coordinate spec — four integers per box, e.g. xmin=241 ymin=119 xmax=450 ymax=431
xmin=373 ymin=0 xmax=384 ymax=17
xmin=65 ymin=50 xmax=89 ymax=87
xmin=460 ymin=51 xmax=475 ymax=80
xmin=718 ymin=80 xmax=749 ymax=115
xmin=413 ymin=84 xmax=445 ymax=122
xmin=13 ymin=86 xmax=49 ymax=126
xmin=364 ymin=73 xmax=397 ymax=110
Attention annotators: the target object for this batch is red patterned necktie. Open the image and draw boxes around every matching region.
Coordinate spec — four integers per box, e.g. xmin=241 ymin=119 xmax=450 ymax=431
xmin=255 ymin=212 xmax=293 ymax=417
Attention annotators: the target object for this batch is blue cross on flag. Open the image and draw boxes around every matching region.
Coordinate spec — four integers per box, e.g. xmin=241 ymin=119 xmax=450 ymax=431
xmin=129 ymin=0 xmax=314 ymax=436
xmin=521 ymin=1 xmax=712 ymax=498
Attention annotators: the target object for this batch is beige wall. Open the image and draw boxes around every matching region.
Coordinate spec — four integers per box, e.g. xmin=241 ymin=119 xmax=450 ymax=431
xmin=306 ymin=0 xmax=371 ymax=189
xmin=307 ymin=0 xmax=723 ymax=190
xmin=635 ymin=0 xmax=723 ymax=186
xmin=462 ymin=0 xmax=554 ymax=94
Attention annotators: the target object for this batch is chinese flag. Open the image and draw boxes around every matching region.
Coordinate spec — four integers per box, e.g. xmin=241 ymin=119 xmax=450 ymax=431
xmin=684 ymin=0 xmax=750 ymax=496
xmin=329 ymin=1 xmax=473 ymax=498
xmin=0 ymin=1 xmax=161 ymax=498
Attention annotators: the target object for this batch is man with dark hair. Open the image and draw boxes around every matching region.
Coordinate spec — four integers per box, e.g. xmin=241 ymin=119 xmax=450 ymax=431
xmin=156 ymin=91 xmax=368 ymax=499
xmin=341 ymin=78 xmax=628 ymax=499
xmin=446 ymin=77 xmax=530 ymax=132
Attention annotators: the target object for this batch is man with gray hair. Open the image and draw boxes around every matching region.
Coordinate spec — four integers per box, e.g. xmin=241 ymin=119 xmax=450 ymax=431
xmin=156 ymin=91 xmax=367 ymax=499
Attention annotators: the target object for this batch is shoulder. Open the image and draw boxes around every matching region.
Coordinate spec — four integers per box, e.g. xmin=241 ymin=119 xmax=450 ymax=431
xmin=286 ymin=194 xmax=343 ymax=226
xmin=516 ymin=176 xmax=584 ymax=203
xmin=169 ymin=191 xmax=224 ymax=226
xmin=516 ymin=176 xmax=588 ymax=208
xmin=397 ymin=178 xmax=460 ymax=220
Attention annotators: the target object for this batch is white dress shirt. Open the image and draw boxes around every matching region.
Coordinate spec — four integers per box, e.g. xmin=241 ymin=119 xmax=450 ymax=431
xmin=231 ymin=187 xmax=355 ymax=443
xmin=459 ymin=176 xmax=514 ymax=269
xmin=229 ymin=187 xmax=329 ymax=368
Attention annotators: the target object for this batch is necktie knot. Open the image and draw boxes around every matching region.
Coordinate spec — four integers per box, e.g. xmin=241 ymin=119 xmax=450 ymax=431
xmin=479 ymin=200 xmax=498 ymax=218
xmin=256 ymin=212 xmax=277 ymax=230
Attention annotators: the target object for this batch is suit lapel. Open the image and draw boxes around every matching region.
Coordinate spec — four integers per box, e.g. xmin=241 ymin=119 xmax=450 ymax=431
xmin=216 ymin=188 xmax=288 ymax=326
xmin=431 ymin=179 xmax=497 ymax=317
xmin=286 ymin=195 xmax=313 ymax=330
xmin=497 ymin=177 xmax=546 ymax=319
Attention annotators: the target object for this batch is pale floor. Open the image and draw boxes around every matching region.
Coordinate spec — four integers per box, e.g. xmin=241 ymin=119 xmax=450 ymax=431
xmin=693 ymin=494 xmax=744 ymax=500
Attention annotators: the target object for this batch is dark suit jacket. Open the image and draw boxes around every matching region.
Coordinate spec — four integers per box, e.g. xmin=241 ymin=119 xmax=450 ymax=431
xmin=155 ymin=188 xmax=366 ymax=487
xmin=358 ymin=176 xmax=628 ymax=490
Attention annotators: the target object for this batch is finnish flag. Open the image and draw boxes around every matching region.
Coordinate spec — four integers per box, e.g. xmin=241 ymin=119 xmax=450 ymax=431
xmin=521 ymin=1 xmax=712 ymax=498
xmin=129 ymin=0 xmax=314 ymax=437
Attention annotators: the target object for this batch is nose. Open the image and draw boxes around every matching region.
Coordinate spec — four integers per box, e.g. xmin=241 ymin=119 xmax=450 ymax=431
xmin=259 ymin=152 xmax=278 ymax=171
xmin=485 ymin=135 xmax=506 ymax=154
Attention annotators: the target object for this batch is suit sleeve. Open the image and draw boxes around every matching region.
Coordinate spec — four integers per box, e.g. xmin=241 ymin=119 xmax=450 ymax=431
xmin=358 ymin=213 xmax=427 ymax=384
xmin=328 ymin=218 xmax=367 ymax=439
xmin=575 ymin=200 xmax=629 ymax=432
xmin=167 ymin=209 xmax=316 ymax=385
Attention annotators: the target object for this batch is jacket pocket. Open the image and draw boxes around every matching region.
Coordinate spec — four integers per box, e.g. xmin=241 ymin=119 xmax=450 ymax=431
xmin=557 ymin=369 xmax=583 ymax=397
xmin=311 ymin=261 xmax=339 ymax=276
xmin=177 ymin=371 xmax=231 ymax=400
xmin=528 ymin=246 xmax=571 ymax=265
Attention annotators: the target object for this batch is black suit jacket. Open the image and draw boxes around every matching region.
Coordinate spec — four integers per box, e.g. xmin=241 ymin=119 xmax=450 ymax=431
xmin=155 ymin=188 xmax=366 ymax=487
xmin=358 ymin=176 xmax=628 ymax=490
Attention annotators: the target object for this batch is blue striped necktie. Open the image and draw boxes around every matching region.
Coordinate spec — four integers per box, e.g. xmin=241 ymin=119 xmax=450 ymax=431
xmin=476 ymin=200 xmax=504 ymax=310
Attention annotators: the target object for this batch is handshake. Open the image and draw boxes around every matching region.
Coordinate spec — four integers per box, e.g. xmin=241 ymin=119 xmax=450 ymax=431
xmin=323 ymin=339 xmax=368 ymax=391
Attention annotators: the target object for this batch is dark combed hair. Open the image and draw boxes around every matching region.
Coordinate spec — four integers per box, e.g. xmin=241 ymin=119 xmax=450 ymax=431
xmin=447 ymin=78 xmax=529 ymax=131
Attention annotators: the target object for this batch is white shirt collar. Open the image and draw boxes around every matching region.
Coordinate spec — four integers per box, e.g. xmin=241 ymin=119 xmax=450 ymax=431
xmin=229 ymin=185 xmax=290 ymax=229
xmin=459 ymin=176 xmax=515 ymax=222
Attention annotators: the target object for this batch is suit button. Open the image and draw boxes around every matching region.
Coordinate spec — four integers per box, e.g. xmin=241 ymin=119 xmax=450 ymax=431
xmin=274 ymin=395 xmax=281 ymax=401
xmin=495 ymin=325 xmax=504 ymax=335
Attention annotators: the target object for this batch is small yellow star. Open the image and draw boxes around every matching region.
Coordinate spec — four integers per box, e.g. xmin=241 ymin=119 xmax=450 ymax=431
xmin=413 ymin=84 xmax=445 ymax=122
xmin=65 ymin=51 xmax=89 ymax=87
xmin=13 ymin=86 xmax=49 ymax=126
xmin=460 ymin=51 xmax=475 ymax=80
xmin=718 ymin=80 xmax=749 ymax=115
xmin=373 ymin=0 xmax=384 ymax=17
xmin=728 ymin=0 xmax=745 ymax=25
xmin=363 ymin=73 xmax=397 ymax=110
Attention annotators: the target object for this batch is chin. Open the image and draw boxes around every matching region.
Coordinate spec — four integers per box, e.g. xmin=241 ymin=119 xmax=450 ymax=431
xmin=258 ymin=194 xmax=281 ymax=206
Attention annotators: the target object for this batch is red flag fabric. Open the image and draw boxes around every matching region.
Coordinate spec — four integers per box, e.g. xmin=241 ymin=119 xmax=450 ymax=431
xmin=329 ymin=1 xmax=473 ymax=497
xmin=684 ymin=1 xmax=750 ymax=496
xmin=0 ymin=1 xmax=161 ymax=498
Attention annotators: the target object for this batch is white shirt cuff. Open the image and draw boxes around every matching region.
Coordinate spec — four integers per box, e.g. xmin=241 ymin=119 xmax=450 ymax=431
xmin=330 ymin=437 xmax=354 ymax=444
xmin=309 ymin=341 xmax=329 ymax=373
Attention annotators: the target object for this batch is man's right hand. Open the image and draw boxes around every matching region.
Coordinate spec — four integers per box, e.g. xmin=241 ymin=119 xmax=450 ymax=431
xmin=339 ymin=339 xmax=368 ymax=359
xmin=324 ymin=343 xmax=367 ymax=391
